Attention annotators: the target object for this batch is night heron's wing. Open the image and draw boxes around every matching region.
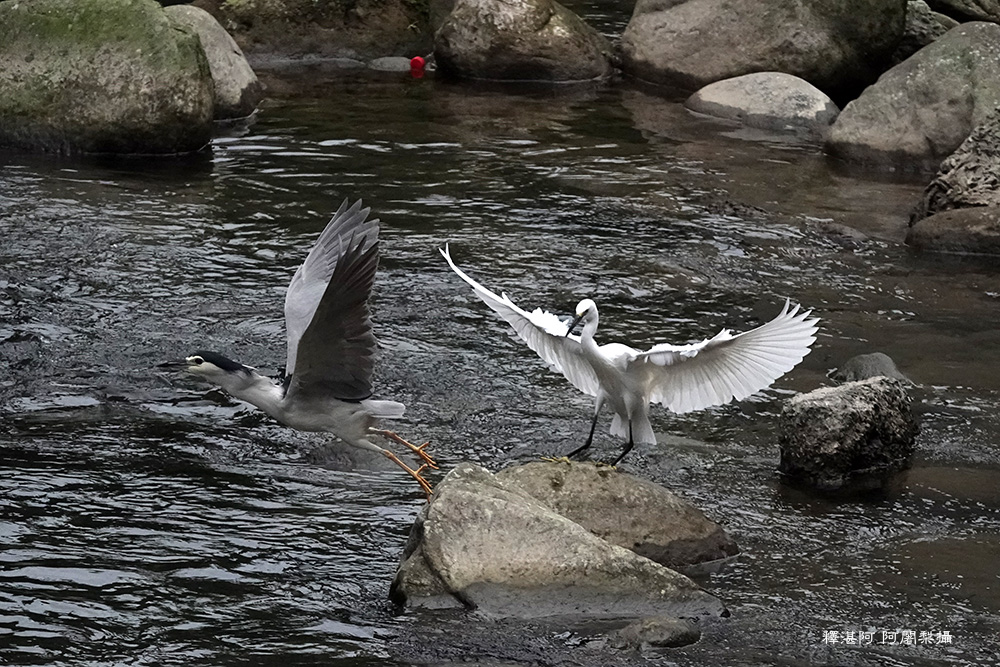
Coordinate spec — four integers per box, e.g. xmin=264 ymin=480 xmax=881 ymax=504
xmin=440 ymin=245 xmax=600 ymax=396
xmin=283 ymin=199 xmax=380 ymax=400
xmin=629 ymin=300 xmax=819 ymax=413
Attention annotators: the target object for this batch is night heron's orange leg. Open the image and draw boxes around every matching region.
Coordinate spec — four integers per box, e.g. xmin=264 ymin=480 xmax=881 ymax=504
xmin=373 ymin=429 xmax=437 ymax=469
xmin=382 ymin=450 xmax=434 ymax=497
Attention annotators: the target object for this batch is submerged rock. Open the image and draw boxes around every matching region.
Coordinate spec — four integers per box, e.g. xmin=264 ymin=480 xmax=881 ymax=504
xmin=496 ymin=461 xmax=738 ymax=569
xmin=0 ymin=0 xmax=214 ymax=154
xmin=608 ymin=615 xmax=701 ymax=650
xmin=391 ymin=463 xmax=727 ymax=620
xmin=832 ymin=352 xmax=912 ymax=384
xmin=906 ymin=207 xmax=1000 ymax=255
xmin=779 ymin=378 xmax=918 ymax=491
xmin=434 ymin=0 xmax=613 ymax=82
xmin=164 ymin=5 xmax=263 ymax=120
xmin=619 ymin=0 xmax=905 ymax=97
xmin=685 ymin=72 xmax=839 ymax=139
xmin=826 ymin=22 xmax=1000 ymax=171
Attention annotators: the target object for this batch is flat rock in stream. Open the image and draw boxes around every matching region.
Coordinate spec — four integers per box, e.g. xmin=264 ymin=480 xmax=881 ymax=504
xmin=391 ymin=463 xmax=727 ymax=620
xmin=496 ymin=461 xmax=738 ymax=569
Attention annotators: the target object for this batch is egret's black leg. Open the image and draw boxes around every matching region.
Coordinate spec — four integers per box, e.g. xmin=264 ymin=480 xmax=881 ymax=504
xmin=611 ymin=422 xmax=635 ymax=466
xmin=566 ymin=408 xmax=601 ymax=459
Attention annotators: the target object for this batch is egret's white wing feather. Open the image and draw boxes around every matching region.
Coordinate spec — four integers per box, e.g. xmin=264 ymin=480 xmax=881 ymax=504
xmin=440 ymin=245 xmax=600 ymax=397
xmin=632 ymin=300 xmax=819 ymax=414
xmin=284 ymin=199 xmax=379 ymax=378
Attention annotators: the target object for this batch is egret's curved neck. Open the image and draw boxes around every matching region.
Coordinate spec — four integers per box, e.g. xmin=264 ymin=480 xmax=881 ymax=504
xmin=580 ymin=309 xmax=600 ymax=350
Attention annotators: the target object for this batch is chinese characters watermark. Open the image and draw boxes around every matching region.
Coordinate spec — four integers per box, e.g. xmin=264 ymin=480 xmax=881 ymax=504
xmin=822 ymin=630 xmax=953 ymax=645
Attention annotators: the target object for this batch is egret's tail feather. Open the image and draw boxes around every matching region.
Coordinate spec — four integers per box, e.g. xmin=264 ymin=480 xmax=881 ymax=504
xmin=610 ymin=413 xmax=656 ymax=445
xmin=363 ymin=399 xmax=405 ymax=419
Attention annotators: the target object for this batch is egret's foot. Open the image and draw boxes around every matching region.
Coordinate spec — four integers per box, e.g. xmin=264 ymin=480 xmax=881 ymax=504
xmin=373 ymin=429 xmax=438 ymax=469
xmin=540 ymin=456 xmax=573 ymax=464
xmin=382 ymin=450 xmax=434 ymax=497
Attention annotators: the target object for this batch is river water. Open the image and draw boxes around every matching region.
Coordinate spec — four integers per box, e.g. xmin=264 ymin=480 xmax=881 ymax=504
xmin=2 ymin=63 xmax=999 ymax=666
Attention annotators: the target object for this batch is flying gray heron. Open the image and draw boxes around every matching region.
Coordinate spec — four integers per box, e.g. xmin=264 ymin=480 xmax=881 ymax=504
xmin=161 ymin=200 xmax=436 ymax=495
xmin=441 ymin=244 xmax=819 ymax=464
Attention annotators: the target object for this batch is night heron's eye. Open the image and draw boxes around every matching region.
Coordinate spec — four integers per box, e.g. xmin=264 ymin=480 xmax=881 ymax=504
xmin=191 ymin=357 xmax=204 ymax=365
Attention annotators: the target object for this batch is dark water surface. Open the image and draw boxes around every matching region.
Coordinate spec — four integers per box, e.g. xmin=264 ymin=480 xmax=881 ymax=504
xmin=2 ymin=70 xmax=999 ymax=666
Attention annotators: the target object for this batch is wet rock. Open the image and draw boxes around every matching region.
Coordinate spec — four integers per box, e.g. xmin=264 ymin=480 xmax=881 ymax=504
xmin=391 ymin=463 xmax=727 ymax=620
xmin=910 ymin=107 xmax=1000 ymax=224
xmin=0 ymin=0 xmax=214 ymax=155
xmin=496 ymin=461 xmax=738 ymax=569
xmin=892 ymin=0 xmax=958 ymax=63
xmin=779 ymin=377 xmax=919 ymax=491
xmin=906 ymin=206 xmax=1000 ymax=255
xmin=434 ymin=0 xmax=613 ymax=82
xmin=619 ymin=0 xmax=906 ymax=98
xmin=607 ymin=616 xmax=701 ymax=650
xmin=684 ymin=72 xmax=839 ymax=139
xmin=164 ymin=5 xmax=263 ymax=120
xmin=927 ymin=0 xmax=1000 ymax=21
xmin=826 ymin=22 xmax=1000 ymax=171
xmin=832 ymin=352 xmax=912 ymax=384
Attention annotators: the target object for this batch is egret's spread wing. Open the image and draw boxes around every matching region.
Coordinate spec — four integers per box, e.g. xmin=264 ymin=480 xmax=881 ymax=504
xmin=440 ymin=245 xmax=600 ymax=396
xmin=632 ymin=300 xmax=819 ymax=413
xmin=284 ymin=200 xmax=380 ymax=401
xmin=284 ymin=199 xmax=379 ymax=378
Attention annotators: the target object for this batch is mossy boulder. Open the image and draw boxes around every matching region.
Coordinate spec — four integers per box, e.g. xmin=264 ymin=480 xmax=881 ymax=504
xmin=0 ymin=0 xmax=215 ymax=154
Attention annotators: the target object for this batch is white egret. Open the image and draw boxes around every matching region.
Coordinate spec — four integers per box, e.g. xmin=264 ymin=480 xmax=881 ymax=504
xmin=441 ymin=245 xmax=819 ymax=464
xmin=161 ymin=200 xmax=436 ymax=495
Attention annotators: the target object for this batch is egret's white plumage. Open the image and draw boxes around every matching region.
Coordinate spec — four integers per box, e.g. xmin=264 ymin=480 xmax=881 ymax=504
xmin=163 ymin=200 xmax=436 ymax=494
xmin=441 ymin=245 xmax=819 ymax=463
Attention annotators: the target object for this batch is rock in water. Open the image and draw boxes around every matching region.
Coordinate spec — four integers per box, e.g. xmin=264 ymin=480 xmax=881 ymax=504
xmin=832 ymin=352 xmax=912 ymax=384
xmin=496 ymin=461 xmax=738 ymax=569
xmin=391 ymin=463 xmax=727 ymax=620
xmin=164 ymin=5 xmax=263 ymax=120
xmin=779 ymin=378 xmax=918 ymax=491
xmin=0 ymin=0 xmax=215 ymax=154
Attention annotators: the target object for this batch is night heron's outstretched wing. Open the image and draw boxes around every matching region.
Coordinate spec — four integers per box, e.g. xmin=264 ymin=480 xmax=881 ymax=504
xmin=284 ymin=199 xmax=380 ymax=401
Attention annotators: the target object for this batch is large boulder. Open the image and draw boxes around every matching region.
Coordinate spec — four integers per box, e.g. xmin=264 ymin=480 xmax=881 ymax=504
xmin=906 ymin=207 xmax=1000 ymax=254
xmin=892 ymin=0 xmax=959 ymax=63
xmin=391 ymin=463 xmax=727 ymax=620
xmin=779 ymin=377 xmax=918 ymax=491
xmin=0 ymin=0 xmax=215 ymax=154
xmin=496 ymin=461 xmax=738 ymax=569
xmin=826 ymin=22 xmax=1000 ymax=171
xmin=164 ymin=5 xmax=263 ymax=120
xmin=619 ymin=0 xmax=906 ymax=98
xmin=433 ymin=0 xmax=613 ymax=82
xmin=685 ymin=72 xmax=839 ymax=139
xmin=926 ymin=0 xmax=1000 ymax=21
xmin=911 ymin=107 xmax=1000 ymax=222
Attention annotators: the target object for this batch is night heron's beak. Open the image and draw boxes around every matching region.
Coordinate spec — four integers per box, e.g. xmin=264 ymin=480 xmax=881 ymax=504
xmin=565 ymin=313 xmax=584 ymax=337
xmin=157 ymin=359 xmax=188 ymax=371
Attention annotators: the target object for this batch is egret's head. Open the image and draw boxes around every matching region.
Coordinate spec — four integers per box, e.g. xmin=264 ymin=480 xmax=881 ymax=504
xmin=566 ymin=299 xmax=598 ymax=337
xmin=159 ymin=351 xmax=251 ymax=384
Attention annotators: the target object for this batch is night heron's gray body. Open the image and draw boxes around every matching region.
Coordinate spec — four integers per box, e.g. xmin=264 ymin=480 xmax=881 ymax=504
xmin=441 ymin=245 xmax=819 ymax=464
xmin=163 ymin=200 xmax=435 ymax=494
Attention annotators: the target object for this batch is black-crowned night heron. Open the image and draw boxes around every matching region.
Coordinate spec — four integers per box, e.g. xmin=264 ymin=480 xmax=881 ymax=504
xmin=441 ymin=245 xmax=819 ymax=465
xmin=161 ymin=200 xmax=436 ymax=495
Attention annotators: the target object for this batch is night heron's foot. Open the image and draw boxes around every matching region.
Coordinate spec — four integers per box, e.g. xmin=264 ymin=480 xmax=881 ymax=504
xmin=373 ymin=429 xmax=438 ymax=469
xmin=540 ymin=456 xmax=573 ymax=464
xmin=382 ymin=450 xmax=434 ymax=497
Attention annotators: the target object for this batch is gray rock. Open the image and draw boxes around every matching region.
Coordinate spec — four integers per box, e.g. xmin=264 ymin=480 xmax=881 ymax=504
xmin=685 ymin=72 xmax=839 ymax=139
xmin=434 ymin=0 xmax=613 ymax=82
xmin=893 ymin=0 xmax=959 ymax=63
xmin=608 ymin=616 xmax=701 ymax=650
xmin=826 ymin=22 xmax=1000 ymax=171
xmin=927 ymin=0 xmax=1000 ymax=21
xmin=779 ymin=378 xmax=919 ymax=491
xmin=391 ymin=463 xmax=728 ymax=620
xmin=496 ymin=461 xmax=738 ymax=569
xmin=619 ymin=0 xmax=906 ymax=97
xmin=906 ymin=206 xmax=1000 ymax=255
xmin=832 ymin=352 xmax=912 ymax=384
xmin=0 ymin=0 xmax=214 ymax=154
xmin=911 ymin=107 xmax=1000 ymax=223
xmin=164 ymin=5 xmax=263 ymax=120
